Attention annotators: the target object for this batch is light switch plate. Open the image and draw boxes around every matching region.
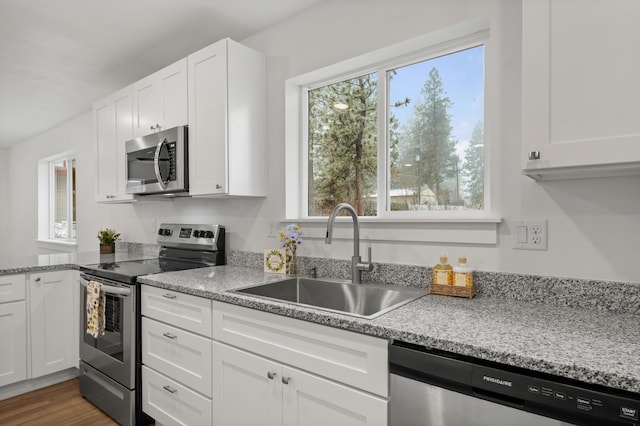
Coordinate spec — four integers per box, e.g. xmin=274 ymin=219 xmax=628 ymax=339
xmin=513 ymin=220 xmax=547 ymax=251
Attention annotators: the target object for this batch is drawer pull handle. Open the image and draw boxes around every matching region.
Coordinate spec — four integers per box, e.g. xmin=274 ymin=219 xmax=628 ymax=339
xmin=162 ymin=332 xmax=177 ymax=340
xmin=162 ymin=293 xmax=177 ymax=299
xmin=163 ymin=385 xmax=177 ymax=394
xmin=282 ymin=376 xmax=291 ymax=385
xmin=267 ymin=371 xmax=276 ymax=380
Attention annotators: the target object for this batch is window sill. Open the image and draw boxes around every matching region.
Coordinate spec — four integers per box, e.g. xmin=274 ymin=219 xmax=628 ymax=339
xmin=279 ymin=217 xmax=501 ymax=245
xmin=36 ymin=239 xmax=78 ymax=252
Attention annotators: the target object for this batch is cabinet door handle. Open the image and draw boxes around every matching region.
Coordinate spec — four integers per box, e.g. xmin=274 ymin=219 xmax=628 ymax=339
xmin=528 ymin=151 xmax=541 ymax=160
xmin=267 ymin=371 xmax=276 ymax=380
xmin=163 ymin=385 xmax=177 ymax=394
xmin=162 ymin=293 xmax=177 ymax=299
xmin=282 ymin=376 xmax=291 ymax=385
xmin=34 ymin=277 xmax=41 ymax=282
xmin=162 ymin=332 xmax=177 ymax=340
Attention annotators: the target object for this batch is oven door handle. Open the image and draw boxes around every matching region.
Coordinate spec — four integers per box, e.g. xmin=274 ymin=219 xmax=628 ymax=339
xmin=80 ymin=279 xmax=131 ymax=297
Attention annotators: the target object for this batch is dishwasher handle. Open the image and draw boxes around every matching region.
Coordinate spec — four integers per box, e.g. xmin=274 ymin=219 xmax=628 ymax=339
xmin=390 ymin=343 xmax=472 ymax=386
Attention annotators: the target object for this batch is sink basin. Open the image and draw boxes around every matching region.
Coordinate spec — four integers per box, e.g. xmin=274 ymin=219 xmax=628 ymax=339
xmin=232 ymin=277 xmax=426 ymax=319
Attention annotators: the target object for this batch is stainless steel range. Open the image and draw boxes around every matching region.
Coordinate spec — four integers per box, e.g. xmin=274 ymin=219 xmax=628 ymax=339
xmin=78 ymin=223 xmax=225 ymax=425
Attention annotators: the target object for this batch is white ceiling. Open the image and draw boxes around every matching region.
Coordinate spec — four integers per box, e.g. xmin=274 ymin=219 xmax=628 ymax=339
xmin=0 ymin=0 xmax=323 ymax=148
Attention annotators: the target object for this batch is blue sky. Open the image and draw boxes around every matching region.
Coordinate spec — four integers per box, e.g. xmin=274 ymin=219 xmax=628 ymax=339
xmin=389 ymin=45 xmax=484 ymax=156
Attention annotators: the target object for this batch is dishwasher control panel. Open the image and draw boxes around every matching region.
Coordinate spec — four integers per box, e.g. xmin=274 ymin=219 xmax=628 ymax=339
xmin=390 ymin=342 xmax=640 ymax=426
xmin=472 ymin=365 xmax=639 ymax=424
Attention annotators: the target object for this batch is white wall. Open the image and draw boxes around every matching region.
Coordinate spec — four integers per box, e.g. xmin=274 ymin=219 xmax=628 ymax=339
xmin=5 ymin=0 xmax=640 ymax=284
xmin=0 ymin=148 xmax=8 ymax=258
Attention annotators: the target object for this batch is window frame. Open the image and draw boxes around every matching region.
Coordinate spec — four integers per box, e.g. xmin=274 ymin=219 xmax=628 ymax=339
xmin=49 ymin=156 xmax=76 ymax=241
xmin=286 ymin=19 xmax=497 ymax=227
xmin=37 ymin=150 xmax=77 ymax=248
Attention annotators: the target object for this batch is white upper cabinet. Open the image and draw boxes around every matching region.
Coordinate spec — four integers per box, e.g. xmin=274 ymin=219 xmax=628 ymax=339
xmin=522 ymin=0 xmax=640 ymax=180
xmin=132 ymin=58 xmax=188 ymax=138
xmin=93 ymin=86 xmax=135 ymax=203
xmin=187 ymin=38 xmax=267 ymax=197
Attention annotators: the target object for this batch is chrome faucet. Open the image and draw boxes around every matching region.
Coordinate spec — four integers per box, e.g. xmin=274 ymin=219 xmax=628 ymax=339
xmin=325 ymin=203 xmax=373 ymax=284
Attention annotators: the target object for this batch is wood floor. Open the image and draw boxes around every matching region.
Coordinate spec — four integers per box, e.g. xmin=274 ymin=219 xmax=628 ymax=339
xmin=0 ymin=379 xmax=117 ymax=426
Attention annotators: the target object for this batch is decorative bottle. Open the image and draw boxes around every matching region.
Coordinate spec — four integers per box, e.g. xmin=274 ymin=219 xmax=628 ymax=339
xmin=433 ymin=254 xmax=453 ymax=285
xmin=453 ymin=255 xmax=473 ymax=287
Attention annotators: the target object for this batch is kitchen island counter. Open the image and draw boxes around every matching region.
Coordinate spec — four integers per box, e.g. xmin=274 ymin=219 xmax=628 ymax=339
xmin=138 ymin=264 xmax=640 ymax=395
xmin=0 ymin=251 xmax=157 ymax=276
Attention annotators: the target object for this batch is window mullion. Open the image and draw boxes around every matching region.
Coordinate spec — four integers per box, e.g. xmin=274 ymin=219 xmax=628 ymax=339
xmin=66 ymin=158 xmax=73 ymax=241
xmin=377 ymin=68 xmax=388 ymax=218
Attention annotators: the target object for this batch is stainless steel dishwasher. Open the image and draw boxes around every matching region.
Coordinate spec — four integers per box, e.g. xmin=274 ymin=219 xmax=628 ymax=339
xmin=389 ymin=341 xmax=639 ymax=426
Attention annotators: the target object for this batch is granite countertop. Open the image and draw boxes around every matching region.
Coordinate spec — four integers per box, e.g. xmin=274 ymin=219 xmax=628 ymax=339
xmin=138 ymin=265 xmax=640 ymax=395
xmin=0 ymin=251 xmax=156 ymax=276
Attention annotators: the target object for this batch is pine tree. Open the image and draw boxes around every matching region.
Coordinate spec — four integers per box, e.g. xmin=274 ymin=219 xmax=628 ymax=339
xmin=308 ymin=74 xmax=377 ymax=216
xmin=462 ymin=121 xmax=484 ymax=208
xmin=397 ymin=68 xmax=458 ymax=205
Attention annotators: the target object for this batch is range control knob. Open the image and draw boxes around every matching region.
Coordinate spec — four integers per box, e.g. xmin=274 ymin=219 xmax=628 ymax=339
xmin=158 ymin=228 xmax=164 ymax=235
xmin=205 ymin=231 xmax=214 ymax=239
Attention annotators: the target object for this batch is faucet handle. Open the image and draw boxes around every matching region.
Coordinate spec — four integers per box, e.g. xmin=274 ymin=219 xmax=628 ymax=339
xmin=365 ymin=247 xmax=374 ymax=272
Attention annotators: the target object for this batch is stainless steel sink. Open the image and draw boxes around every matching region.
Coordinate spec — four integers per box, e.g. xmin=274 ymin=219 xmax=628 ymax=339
xmin=232 ymin=277 xmax=426 ymax=319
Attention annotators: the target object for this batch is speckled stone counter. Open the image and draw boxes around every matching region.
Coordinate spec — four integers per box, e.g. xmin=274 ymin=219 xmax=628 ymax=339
xmin=138 ymin=265 xmax=640 ymax=395
xmin=0 ymin=251 xmax=157 ymax=276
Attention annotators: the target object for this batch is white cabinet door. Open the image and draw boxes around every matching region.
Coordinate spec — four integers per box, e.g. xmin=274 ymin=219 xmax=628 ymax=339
xmin=0 ymin=274 xmax=26 ymax=303
xmin=94 ymin=86 xmax=135 ymax=202
xmin=188 ymin=38 xmax=267 ymax=197
xmin=30 ymin=270 xmax=78 ymax=378
xmin=141 ymin=285 xmax=213 ymax=338
xmin=0 ymin=301 xmax=27 ymax=387
xmin=522 ymin=0 xmax=640 ymax=180
xmin=213 ymin=341 xmax=282 ymax=426
xmin=187 ymin=38 xmax=228 ymax=196
xmin=141 ymin=317 xmax=212 ymax=397
xmin=282 ymin=366 xmax=387 ymax=426
xmin=142 ymin=365 xmax=212 ymax=426
xmin=133 ymin=58 xmax=187 ymax=138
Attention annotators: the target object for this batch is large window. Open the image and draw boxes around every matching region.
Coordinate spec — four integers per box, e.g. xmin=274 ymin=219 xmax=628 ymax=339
xmin=294 ymin=28 xmax=489 ymax=220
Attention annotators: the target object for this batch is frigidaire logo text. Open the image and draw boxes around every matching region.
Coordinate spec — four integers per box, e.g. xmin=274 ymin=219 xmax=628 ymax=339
xmin=483 ymin=375 xmax=512 ymax=387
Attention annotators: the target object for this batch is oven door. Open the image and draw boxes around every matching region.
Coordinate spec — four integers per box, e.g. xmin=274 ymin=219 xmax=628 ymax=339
xmin=79 ymin=273 xmax=135 ymax=388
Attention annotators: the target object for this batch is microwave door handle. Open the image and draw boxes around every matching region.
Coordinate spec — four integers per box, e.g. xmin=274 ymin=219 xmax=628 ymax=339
xmin=154 ymin=136 xmax=169 ymax=190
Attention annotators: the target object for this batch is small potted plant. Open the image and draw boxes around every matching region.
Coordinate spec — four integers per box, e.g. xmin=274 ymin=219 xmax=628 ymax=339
xmin=97 ymin=228 xmax=121 ymax=254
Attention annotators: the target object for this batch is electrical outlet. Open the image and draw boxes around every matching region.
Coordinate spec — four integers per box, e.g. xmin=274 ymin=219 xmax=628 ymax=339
xmin=513 ymin=220 xmax=548 ymax=251
xmin=267 ymin=221 xmax=278 ymax=238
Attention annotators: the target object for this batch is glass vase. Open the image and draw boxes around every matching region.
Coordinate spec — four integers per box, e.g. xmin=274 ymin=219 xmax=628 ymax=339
xmin=288 ymin=250 xmax=300 ymax=277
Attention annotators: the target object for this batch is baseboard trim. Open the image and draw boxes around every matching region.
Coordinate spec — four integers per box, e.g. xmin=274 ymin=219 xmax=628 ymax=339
xmin=0 ymin=368 xmax=79 ymax=401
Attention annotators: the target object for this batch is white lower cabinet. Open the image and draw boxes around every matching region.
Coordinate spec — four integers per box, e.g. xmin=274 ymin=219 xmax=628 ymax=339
xmin=29 ymin=270 xmax=79 ymax=378
xmin=141 ymin=284 xmax=213 ymax=425
xmin=213 ymin=341 xmax=387 ymax=426
xmin=212 ymin=301 xmax=389 ymax=426
xmin=0 ymin=271 xmax=77 ymax=393
xmin=0 ymin=300 xmax=27 ymax=387
xmin=142 ymin=365 xmax=212 ymax=426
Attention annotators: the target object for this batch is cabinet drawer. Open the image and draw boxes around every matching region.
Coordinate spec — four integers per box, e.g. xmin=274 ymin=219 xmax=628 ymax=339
xmin=142 ymin=317 xmax=212 ymax=397
xmin=0 ymin=274 xmax=26 ymax=303
xmin=212 ymin=301 xmax=389 ymax=397
xmin=142 ymin=365 xmax=212 ymax=426
xmin=141 ymin=285 xmax=212 ymax=337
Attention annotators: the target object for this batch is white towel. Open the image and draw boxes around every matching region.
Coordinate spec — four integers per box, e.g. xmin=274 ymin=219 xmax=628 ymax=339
xmin=86 ymin=280 xmax=105 ymax=338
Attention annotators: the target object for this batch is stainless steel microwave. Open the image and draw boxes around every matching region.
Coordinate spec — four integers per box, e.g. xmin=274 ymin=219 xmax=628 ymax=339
xmin=125 ymin=126 xmax=188 ymax=195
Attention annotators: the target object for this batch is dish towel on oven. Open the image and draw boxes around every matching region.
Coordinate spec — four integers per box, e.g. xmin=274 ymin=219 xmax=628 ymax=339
xmin=86 ymin=280 xmax=105 ymax=338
